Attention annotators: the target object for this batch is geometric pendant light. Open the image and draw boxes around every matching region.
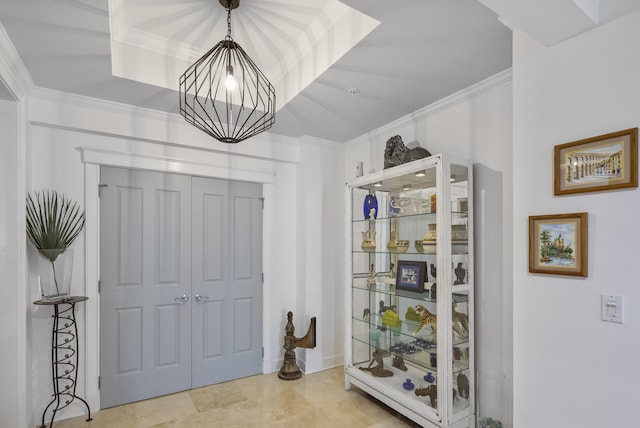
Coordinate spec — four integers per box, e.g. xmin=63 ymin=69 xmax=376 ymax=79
xmin=179 ymin=0 xmax=276 ymax=144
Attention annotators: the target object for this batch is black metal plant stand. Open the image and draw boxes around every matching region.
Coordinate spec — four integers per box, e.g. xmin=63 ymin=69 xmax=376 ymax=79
xmin=34 ymin=296 xmax=92 ymax=428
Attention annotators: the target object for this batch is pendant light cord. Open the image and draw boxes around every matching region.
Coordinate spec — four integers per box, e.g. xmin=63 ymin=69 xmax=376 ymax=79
xmin=225 ymin=2 xmax=233 ymax=72
xmin=226 ymin=1 xmax=232 ymax=41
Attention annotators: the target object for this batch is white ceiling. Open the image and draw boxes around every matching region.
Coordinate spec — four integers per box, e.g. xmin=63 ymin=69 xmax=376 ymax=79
xmin=0 ymin=0 xmax=636 ymax=142
xmin=479 ymin=0 xmax=640 ymax=46
xmin=0 ymin=0 xmax=511 ymax=142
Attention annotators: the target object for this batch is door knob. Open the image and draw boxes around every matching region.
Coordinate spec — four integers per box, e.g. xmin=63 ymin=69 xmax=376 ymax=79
xmin=194 ymin=294 xmax=209 ymax=302
xmin=174 ymin=294 xmax=189 ymax=302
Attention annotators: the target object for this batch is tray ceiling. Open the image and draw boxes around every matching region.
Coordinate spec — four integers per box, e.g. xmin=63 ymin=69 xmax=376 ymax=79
xmin=109 ymin=0 xmax=379 ymax=110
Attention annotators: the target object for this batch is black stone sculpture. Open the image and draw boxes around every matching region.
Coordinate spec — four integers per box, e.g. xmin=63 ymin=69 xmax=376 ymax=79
xmin=384 ymin=135 xmax=431 ymax=169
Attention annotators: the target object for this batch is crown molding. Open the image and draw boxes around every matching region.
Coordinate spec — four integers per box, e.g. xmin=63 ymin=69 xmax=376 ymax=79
xmin=0 ymin=21 xmax=34 ymax=99
xmin=345 ymin=68 xmax=513 ymax=148
xmin=31 ymin=86 xmax=184 ymax=123
xmin=29 ymin=87 xmax=304 ymax=163
xmin=29 ymin=87 xmax=304 ymax=148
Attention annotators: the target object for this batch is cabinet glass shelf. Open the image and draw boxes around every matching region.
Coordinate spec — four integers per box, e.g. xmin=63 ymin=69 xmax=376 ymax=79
xmin=353 ymin=247 xmax=469 ymax=256
xmin=352 ymin=211 xmax=469 ymax=224
xmin=351 ymin=336 xmax=470 ymax=375
xmin=352 ymin=316 xmax=470 ymax=349
xmin=353 ymin=281 xmax=433 ymax=299
xmin=352 ymin=279 xmax=469 ymax=302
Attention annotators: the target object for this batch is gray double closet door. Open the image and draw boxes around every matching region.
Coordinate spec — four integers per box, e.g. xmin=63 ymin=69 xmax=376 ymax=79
xmin=99 ymin=167 xmax=263 ymax=408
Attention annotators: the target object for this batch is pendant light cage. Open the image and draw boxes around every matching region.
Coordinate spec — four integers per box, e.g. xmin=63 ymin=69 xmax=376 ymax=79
xmin=179 ymin=2 xmax=276 ymax=144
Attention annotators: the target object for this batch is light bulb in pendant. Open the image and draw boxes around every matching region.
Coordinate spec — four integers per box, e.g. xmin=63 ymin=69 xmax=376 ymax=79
xmin=225 ymin=65 xmax=237 ymax=91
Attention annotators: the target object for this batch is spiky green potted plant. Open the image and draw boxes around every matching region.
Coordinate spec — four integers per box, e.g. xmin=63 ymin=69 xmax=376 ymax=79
xmin=26 ymin=190 xmax=85 ymax=301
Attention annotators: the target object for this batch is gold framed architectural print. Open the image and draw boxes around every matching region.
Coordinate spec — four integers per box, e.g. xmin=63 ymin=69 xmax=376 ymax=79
xmin=554 ymin=128 xmax=638 ymax=195
xmin=529 ymin=213 xmax=588 ymax=277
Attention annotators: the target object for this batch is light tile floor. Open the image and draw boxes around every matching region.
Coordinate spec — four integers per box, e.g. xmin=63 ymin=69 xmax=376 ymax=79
xmin=49 ymin=367 xmax=422 ymax=428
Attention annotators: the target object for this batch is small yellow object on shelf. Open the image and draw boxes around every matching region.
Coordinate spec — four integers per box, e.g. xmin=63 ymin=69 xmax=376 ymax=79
xmin=382 ymin=310 xmax=402 ymax=327
xmin=405 ymin=306 xmax=421 ymax=322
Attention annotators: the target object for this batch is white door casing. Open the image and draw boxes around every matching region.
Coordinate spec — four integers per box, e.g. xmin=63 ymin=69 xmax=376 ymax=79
xmin=80 ymin=148 xmax=276 ymax=411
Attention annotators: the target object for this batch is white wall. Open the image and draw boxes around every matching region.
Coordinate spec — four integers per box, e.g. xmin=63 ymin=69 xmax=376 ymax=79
xmin=23 ymin=88 xmax=344 ymax=423
xmin=295 ymin=137 xmax=345 ymax=371
xmin=0 ymin=20 xmax=33 ymax=428
xmin=512 ymin=11 xmax=640 ymax=428
xmin=468 ymin=81 xmax=513 ymax=427
xmin=344 ymin=72 xmax=514 ymax=427
xmin=0 ymin=99 xmax=25 ymax=428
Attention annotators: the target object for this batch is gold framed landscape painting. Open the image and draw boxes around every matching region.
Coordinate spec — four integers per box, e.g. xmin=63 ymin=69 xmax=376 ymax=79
xmin=554 ymin=128 xmax=638 ymax=195
xmin=529 ymin=213 xmax=588 ymax=277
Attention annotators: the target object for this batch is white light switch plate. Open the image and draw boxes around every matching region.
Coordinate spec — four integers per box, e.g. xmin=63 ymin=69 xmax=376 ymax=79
xmin=601 ymin=294 xmax=623 ymax=324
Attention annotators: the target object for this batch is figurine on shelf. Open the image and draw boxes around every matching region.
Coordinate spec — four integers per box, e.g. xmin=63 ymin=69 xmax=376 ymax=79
xmin=413 ymin=304 xmax=436 ymax=335
xmin=457 ymin=373 xmax=469 ymax=399
xmin=392 ymin=355 xmax=408 ymax=371
xmin=453 ymin=346 xmax=461 ymax=360
xmin=379 ymin=300 xmax=396 ymax=315
xmin=366 ymin=264 xmax=377 ymax=289
xmin=362 ymin=308 xmax=370 ymax=319
xmin=361 ymin=230 xmax=376 ymax=251
xmin=452 ymin=303 xmax=469 ymax=338
xmin=387 ymin=231 xmax=409 ymax=253
xmin=415 ymin=384 xmax=438 ymax=407
xmin=454 ymin=262 xmax=466 ymax=285
xmin=359 ymin=349 xmax=393 ymax=377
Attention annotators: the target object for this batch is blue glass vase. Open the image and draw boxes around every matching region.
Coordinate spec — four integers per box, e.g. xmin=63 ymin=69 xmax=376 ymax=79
xmin=402 ymin=379 xmax=415 ymax=391
xmin=363 ymin=194 xmax=378 ymax=219
xmin=424 ymin=372 xmax=436 ymax=383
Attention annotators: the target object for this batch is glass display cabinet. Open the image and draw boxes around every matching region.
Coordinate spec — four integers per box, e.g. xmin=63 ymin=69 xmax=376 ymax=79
xmin=345 ymin=154 xmax=474 ymax=428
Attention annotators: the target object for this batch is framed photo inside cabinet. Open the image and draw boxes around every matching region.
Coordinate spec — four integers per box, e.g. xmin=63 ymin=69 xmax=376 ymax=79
xmin=395 ymin=260 xmax=426 ymax=294
xmin=529 ymin=213 xmax=588 ymax=277
xmin=554 ymin=128 xmax=638 ymax=195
